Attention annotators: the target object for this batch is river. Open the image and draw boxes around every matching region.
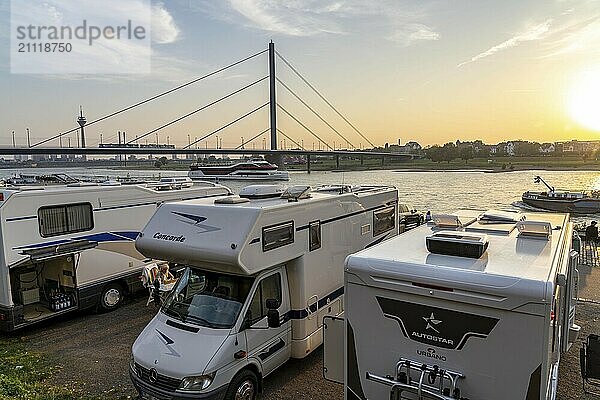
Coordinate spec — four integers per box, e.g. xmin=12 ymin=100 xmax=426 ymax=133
xmin=2 ymin=167 xmax=600 ymax=221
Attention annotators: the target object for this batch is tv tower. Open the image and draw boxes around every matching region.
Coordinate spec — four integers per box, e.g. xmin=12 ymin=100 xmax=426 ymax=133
xmin=77 ymin=106 xmax=87 ymax=148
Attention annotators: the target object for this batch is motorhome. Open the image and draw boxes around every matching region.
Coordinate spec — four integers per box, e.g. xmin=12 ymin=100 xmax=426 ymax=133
xmin=130 ymin=184 xmax=399 ymax=400
xmin=0 ymin=181 xmax=231 ymax=331
xmin=324 ymin=209 xmax=580 ymax=400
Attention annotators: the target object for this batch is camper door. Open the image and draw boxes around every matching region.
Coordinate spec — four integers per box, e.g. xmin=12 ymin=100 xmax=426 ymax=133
xmin=560 ymin=250 xmax=579 ymax=353
xmin=244 ymin=269 xmax=291 ymax=376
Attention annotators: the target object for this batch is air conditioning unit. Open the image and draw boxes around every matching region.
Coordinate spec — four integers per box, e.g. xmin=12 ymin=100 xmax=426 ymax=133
xmin=426 ymin=230 xmax=489 ymax=259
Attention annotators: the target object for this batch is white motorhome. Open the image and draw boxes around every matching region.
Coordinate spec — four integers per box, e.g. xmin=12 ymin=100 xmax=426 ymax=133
xmin=0 ymin=181 xmax=231 ymax=331
xmin=325 ymin=210 xmax=580 ymax=400
xmin=130 ymin=184 xmax=399 ymax=400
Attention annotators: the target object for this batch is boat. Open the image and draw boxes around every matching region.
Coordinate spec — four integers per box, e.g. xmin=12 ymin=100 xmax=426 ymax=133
xmin=521 ymin=175 xmax=600 ymax=214
xmin=188 ymin=158 xmax=289 ymax=181
xmin=5 ymin=173 xmax=79 ymax=186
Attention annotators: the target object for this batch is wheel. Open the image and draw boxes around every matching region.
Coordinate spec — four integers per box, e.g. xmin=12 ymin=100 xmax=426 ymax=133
xmin=225 ymin=369 xmax=258 ymax=400
xmin=98 ymin=282 xmax=124 ymax=312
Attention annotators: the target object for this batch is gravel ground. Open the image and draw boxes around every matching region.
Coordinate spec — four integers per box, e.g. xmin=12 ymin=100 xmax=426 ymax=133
xmin=10 ymin=265 xmax=600 ymax=399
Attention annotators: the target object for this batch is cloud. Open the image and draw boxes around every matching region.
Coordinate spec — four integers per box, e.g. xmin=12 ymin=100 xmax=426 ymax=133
xmin=198 ymin=0 xmax=439 ymax=46
xmin=388 ymin=23 xmax=440 ymax=46
xmin=225 ymin=0 xmax=343 ymax=36
xmin=543 ymin=16 xmax=600 ymax=58
xmin=458 ymin=19 xmax=553 ymax=67
xmin=152 ymin=2 xmax=180 ymax=44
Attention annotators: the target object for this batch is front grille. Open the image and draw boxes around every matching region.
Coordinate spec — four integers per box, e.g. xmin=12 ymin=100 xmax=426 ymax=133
xmin=134 ymin=362 xmax=182 ymax=392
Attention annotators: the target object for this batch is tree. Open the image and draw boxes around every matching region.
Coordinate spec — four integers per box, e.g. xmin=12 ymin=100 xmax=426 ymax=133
xmin=425 ymin=146 xmax=444 ymax=163
xmin=441 ymin=142 xmax=458 ymax=163
xmin=459 ymin=146 xmax=475 ymax=163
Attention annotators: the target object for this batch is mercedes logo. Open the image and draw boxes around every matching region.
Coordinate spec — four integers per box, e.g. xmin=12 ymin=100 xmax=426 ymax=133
xmin=149 ymin=368 xmax=158 ymax=383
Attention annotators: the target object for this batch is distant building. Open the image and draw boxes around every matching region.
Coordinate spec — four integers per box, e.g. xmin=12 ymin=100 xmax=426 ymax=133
xmin=505 ymin=142 xmax=515 ymax=156
xmin=539 ymin=143 xmax=555 ymax=153
xmin=556 ymin=140 xmax=600 ymax=153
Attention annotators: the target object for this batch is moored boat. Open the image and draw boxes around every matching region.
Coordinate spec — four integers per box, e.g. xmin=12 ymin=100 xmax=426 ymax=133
xmin=521 ymin=175 xmax=600 ymax=214
xmin=188 ymin=158 xmax=289 ymax=181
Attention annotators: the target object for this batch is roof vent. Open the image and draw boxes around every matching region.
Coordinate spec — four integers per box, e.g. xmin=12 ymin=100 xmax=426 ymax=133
xmin=432 ymin=214 xmax=463 ymax=229
xmin=281 ymin=185 xmax=311 ymax=202
xmin=214 ymin=196 xmax=250 ymax=204
xmin=313 ymin=185 xmax=352 ymax=194
xmin=516 ymin=221 xmax=552 ymax=239
xmin=426 ymin=231 xmax=489 ymax=259
xmin=240 ymin=184 xmax=286 ymax=199
xmin=479 ymin=209 xmax=525 ymax=224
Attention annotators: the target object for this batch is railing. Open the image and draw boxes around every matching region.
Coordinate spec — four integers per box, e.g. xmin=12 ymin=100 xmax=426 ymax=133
xmin=578 ymin=236 xmax=599 ymax=268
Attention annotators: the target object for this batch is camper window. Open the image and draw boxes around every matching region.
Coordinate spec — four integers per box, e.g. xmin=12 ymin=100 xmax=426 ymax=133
xmin=309 ymin=221 xmax=321 ymax=251
xmin=248 ymin=273 xmax=282 ymax=325
xmin=373 ymin=206 xmax=395 ymax=236
xmin=38 ymin=203 xmax=94 ymax=237
xmin=262 ymin=221 xmax=294 ymax=252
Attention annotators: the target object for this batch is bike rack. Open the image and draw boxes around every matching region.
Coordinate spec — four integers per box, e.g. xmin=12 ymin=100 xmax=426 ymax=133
xmin=366 ymin=357 xmax=468 ymax=400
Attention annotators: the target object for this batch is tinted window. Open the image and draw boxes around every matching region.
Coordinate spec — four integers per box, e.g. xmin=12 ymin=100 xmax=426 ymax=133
xmin=262 ymin=221 xmax=294 ymax=251
xmin=309 ymin=220 xmax=321 ymax=251
xmin=248 ymin=273 xmax=282 ymax=325
xmin=38 ymin=203 xmax=94 ymax=237
xmin=373 ymin=206 xmax=396 ymax=236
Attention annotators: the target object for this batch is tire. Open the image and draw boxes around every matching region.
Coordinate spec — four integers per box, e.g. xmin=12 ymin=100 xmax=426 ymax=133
xmin=98 ymin=282 xmax=124 ymax=312
xmin=225 ymin=369 xmax=258 ymax=400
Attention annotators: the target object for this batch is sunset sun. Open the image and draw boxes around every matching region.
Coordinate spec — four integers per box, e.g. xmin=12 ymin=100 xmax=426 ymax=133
xmin=567 ymin=69 xmax=600 ymax=132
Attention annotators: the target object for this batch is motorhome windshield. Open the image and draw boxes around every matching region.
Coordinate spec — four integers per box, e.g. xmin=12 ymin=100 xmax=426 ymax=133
xmin=162 ymin=267 xmax=254 ymax=329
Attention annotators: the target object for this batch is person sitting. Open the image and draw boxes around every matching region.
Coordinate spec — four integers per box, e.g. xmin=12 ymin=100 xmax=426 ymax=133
xmin=158 ymin=263 xmax=176 ymax=284
xmin=586 ymin=221 xmax=598 ymax=243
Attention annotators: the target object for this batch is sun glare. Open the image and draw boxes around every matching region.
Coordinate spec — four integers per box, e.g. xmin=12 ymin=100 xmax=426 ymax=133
xmin=567 ymin=69 xmax=600 ymax=132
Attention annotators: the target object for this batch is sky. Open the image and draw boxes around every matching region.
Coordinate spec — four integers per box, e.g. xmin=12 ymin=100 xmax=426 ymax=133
xmin=1 ymin=0 xmax=600 ymax=149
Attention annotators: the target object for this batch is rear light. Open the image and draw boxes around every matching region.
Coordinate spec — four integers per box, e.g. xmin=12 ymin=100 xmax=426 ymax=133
xmin=551 ymin=311 xmax=555 ymax=321
xmin=0 ymin=313 xmax=6 ymax=321
xmin=0 ymin=193 xmax=4 ymax=201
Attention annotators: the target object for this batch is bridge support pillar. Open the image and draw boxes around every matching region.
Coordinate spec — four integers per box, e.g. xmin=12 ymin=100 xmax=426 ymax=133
xmin=360 ymin=155 xmax=364 ymax=166
xmin=381 ymin=156 xmax=385 ymax=166
xmin=307 ymin=154 xmax=311 ymax=174
xmin=336 ymin=154 xmax=340 ymax=169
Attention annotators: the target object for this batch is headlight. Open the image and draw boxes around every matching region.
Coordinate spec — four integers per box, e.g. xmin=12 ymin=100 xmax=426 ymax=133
xmin=178 ymin=372 xmax=215 ymax=392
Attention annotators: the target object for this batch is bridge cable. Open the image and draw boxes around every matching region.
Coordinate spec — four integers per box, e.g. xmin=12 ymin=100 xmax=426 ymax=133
xmin=183 ymin=102 xmax=269 ymax=149
xmin=32 ymin=49 xmax=268 ymax=148
xmin=276 ymin=128 xmax=305 ymax=150
xmin=277 ymin=104 xmax=333 ymax=151
xmin=276 ymin=77 xmax=355 ymax=149
xmin=127 ymin=76 xmax=268 ymax=145
xmin=275 ymin=51 xmax=375 ymax=148
xmin=234 ymin=128 xmax=270 ymax=150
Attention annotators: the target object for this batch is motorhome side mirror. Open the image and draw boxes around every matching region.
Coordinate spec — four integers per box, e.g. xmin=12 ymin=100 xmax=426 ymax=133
xmin=267 ymin=309 xmax=280 ymax=328
xmin=266 ymin=298 xmax=281 ymax=328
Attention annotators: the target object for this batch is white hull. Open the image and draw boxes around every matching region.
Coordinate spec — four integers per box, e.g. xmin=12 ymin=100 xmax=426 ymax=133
xmin=188 ymin=170 xmax=290 ymax=181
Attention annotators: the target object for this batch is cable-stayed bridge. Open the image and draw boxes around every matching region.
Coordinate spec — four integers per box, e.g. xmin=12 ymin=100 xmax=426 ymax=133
xmin=2 ymin=42 xmax=412 ymax=169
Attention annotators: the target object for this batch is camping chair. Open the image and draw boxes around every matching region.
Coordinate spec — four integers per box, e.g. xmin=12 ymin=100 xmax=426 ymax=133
xmin=141 ymin=263 xmax=160 ymax=306
xmin=580 ymin=334 xmax=600 ymax=395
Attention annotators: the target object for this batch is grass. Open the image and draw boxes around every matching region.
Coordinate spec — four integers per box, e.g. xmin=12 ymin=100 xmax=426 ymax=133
xmin=0 ymin=337 xmax=102 ymax=400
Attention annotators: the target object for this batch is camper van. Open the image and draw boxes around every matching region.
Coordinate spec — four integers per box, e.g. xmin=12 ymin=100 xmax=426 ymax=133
xmin=130 ymin=184 xmax=399 ymax=400
xmin=324 ymin=209 xmax=579 ymax=400
xmin=0 ymin=181 xmax=231 ymax=331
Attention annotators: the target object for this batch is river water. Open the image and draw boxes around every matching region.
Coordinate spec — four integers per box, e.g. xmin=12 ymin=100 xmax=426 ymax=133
xmin=2 ymin=167 xmax=600 ymax=220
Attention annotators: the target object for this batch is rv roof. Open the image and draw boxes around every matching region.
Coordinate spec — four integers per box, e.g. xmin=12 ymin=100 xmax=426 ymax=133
xmin=347 ymin=210 xmax=570 ymax=288
xmin=179 ymin=185 xmax=393 ymax=210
